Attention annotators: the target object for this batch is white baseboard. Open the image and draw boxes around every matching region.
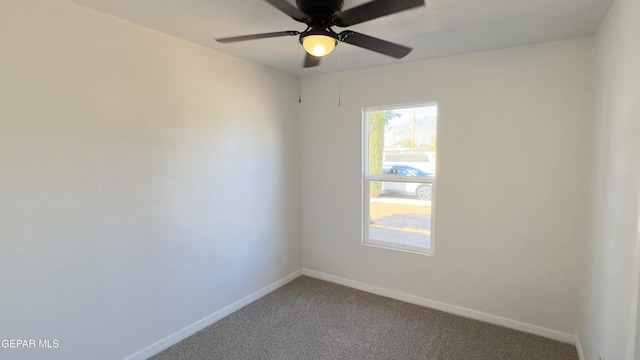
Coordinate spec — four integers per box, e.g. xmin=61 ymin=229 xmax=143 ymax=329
xmin=125 ymin=269 xmax=303 ymax=360
xmin=126 ymin=268 xmax=579 ymax=360
xmin=302 ymin=268 xmax=578 ymax=346
xmin=576 ymin=336 xmax=585 ymax=360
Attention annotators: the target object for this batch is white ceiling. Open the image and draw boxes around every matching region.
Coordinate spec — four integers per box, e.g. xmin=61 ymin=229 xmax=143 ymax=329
xmin=67 ymin=0 xmax=614 ymax=75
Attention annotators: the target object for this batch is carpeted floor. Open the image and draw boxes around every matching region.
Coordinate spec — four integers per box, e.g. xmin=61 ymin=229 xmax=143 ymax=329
xmin=149 ymin=276 xmax=578 ymax=360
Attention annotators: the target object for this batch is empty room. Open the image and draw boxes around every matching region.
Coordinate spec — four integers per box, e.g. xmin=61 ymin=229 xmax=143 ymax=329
xmin=1 ymin=0 xmax=638 ymax=359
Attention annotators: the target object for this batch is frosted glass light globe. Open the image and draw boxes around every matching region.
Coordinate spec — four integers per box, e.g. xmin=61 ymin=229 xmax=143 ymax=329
xmin=302 ymin=35 xmax=337 ymax=57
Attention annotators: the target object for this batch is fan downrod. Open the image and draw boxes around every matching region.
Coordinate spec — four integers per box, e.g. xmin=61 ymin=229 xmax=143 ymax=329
xmin=296 ymin=0 xmax=344 ymax=18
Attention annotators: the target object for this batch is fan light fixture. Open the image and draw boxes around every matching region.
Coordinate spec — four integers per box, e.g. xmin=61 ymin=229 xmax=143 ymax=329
xmin=302 ymin=35 xmax=337 ymax=57
xmin=215 ymin=0 xmax=424 ymax=68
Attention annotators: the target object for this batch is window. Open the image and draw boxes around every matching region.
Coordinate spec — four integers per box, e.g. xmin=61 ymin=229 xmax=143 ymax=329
xmin=362 ymin=103 xmax=437 ymax=255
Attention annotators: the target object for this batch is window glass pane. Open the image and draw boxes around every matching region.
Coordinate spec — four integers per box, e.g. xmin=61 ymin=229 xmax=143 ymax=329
xmin=368 ymin=105 xmax=437 ymax=177
xmin=368 ymin=183 xmax=432 ymax=250
xmin=364 ymin=103 xmax=437 ymax=254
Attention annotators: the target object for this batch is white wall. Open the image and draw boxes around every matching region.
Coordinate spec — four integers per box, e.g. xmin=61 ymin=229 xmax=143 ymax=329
xmin=578 ymin=0 xmax=640 ymax=358
xmin=300 ymin=38 xmax=594 ymax=336
xmin=0 ymin=0 xmax=300 ymax=359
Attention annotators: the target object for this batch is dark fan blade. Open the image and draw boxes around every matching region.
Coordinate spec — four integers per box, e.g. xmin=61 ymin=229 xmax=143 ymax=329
xmin=216 ymin=31 xmax=299 ymax=43
xmin=334 ymin=0 xmax=425 ymax=27
xmin=303 ymin=53 xmax=321 ymax=68
xmin=263 ymin=0 xmax=310 ymax=22
xmin=339 ymin=31 xmax=412 ymax=58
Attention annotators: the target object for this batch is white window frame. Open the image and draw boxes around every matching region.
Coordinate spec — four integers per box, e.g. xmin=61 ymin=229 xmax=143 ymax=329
xmin=362 ymin=102 xmax=437 ymax=255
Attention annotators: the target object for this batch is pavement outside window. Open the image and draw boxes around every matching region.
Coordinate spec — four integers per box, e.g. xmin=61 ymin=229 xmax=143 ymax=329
xmin=369 ymin=195 xmax=432 ymax=249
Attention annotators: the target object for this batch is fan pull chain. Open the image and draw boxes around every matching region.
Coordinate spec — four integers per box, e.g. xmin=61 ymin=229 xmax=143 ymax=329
xmin=298 ymin=43 xmax=302 ymax=104
xmin=338 ymin=44 xmax=342 ymax=107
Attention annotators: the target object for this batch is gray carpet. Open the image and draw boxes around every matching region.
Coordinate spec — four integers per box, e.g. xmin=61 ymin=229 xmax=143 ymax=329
xmin=150 ymin=276 xmax=578 ymax=360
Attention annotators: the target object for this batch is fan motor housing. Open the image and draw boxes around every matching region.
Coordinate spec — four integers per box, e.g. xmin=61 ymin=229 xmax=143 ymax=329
xmin=296 ymin=0 xmax=344 ymax=17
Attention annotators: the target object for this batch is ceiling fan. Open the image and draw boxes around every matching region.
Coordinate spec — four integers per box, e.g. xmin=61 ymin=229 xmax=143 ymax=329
xmin=216 ymin=0 xmax=425 ymax=68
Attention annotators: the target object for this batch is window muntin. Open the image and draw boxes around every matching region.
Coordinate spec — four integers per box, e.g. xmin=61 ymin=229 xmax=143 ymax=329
xmin=363 ymin=104 xmax=437 ymax=255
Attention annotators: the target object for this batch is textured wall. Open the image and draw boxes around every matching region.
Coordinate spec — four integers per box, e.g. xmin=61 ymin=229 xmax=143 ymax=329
xmin=300 ymin=38 xmax=594 ymax=336
xmin=0 ymin=0 xmax=300 ymax=359
xmin=578 ymin=0 xmax=640 ymax=358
